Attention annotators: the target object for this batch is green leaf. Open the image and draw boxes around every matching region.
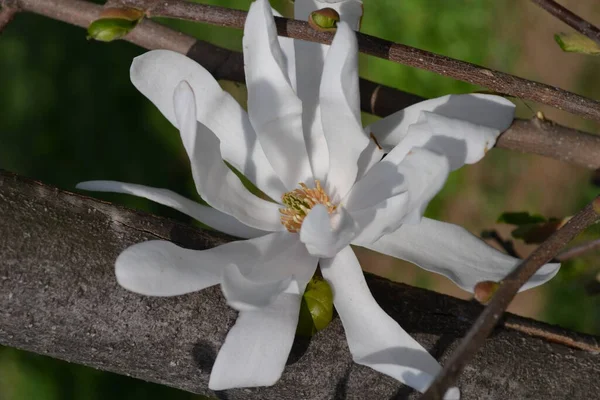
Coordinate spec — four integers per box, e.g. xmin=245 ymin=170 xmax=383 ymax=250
xmin=296 ymin=276 xmax=334 ymax=337
xmin=497 ymin=211 xmax=546 ymax=225
xmin=554 ymin=32 xmax=600 ymax=56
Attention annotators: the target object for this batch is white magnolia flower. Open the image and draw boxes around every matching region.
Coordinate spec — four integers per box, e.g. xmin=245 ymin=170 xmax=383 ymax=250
xmin=77 ymin=0 xmax=560 ymax=397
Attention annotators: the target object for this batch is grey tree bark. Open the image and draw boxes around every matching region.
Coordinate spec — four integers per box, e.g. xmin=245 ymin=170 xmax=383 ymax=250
xmin=1 ymin=170 xmax=599 ymax=399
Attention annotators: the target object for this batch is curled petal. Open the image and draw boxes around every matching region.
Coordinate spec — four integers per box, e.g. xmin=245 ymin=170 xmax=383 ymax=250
xmin=294 ymin=0 xmax=363 ymax=181
xmin=362 ymin=217 xmax=561 ymax=293
xmin=244 ymin=0 xmax=312 ymax=189
xmin=366 ymin=93 xmax=515 ymax=152
xmin=220 ymin=233 xmax=317 ymax=310
xmin=300 ymin=204 xmax=357 ymax=258
xmin=76 ymin=181 xmax=266 ymax=239
xmin=348 ymin=147 xmax=449 ymax=243
xmin=350 ymin=192 xmax=409 ymax=245
xmin=173 ymin=81 xmax=282 ymax=232
xmin=320 ymin=247 xmax=460 ymax=398
xmin=221 ymin=263 xmax=295 ymax=311
xmin=320 ymin=21 xmax=370 ymax=201
xmin=382 ymin=112 xmax=505 ymax=171
xmin=130 ymin=50 xmax=286 ymax=199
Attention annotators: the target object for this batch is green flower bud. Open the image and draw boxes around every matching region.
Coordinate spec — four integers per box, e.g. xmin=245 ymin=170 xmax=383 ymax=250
xmin=87 ymin=8 xmax=144 ymax=42
xmin=296 ymin=275 xmax=334 ymax=337
xmin=308 ymin=8 xmax=340 ymax=32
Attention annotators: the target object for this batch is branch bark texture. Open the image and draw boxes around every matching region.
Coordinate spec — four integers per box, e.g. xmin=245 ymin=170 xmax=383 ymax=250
xmin=0 ymin=0 xmax=19 ymax=33
xmin=1 ymin=171 xmax=600 ymax=399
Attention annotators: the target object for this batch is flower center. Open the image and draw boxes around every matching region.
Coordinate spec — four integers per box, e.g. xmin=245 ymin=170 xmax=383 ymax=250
xmin=279 ymin=180 xmax=337 ymax=232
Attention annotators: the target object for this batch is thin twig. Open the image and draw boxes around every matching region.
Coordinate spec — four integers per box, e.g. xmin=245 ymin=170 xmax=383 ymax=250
xmin=0 ymin=0 xmax=19 ymax=33
xmin=111 ymin=0 xmax=600 ymax=122
xmin=556 ymin=237 xmax=600 ymax=261
xmin=531 ymin=0 xmax=600 ymax=46
xmin=503 ymin=321 xmax=600 ymax=353
xmin=14 ymin=0 xmax=600 ymax=169
xmin=421 ymin=196 xmax=600 ymax=400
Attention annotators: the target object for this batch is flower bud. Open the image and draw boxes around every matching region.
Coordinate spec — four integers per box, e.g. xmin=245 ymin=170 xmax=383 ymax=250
xmin=474 ymin=280 xmax=500 ymax=304
xmin=296 ymin=275 xmax=333 ymax=337
xmin=87 ymin=8 xmax=144 ymax=42
xmin=308 ymin=8 xmax=340 ymax=32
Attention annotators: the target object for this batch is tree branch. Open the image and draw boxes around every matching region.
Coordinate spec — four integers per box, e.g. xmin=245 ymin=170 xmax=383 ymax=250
xmin=557 ymin=237 xmax=600 ymax=261
xmin=497 ymin=116 xmax=600 ymax=170
xmin=111 ymin=0 xmax=600 ymax=122
xmin=1 ymin=169 xmax=599 ymax=399
xmin=531 ymin=0 xmax=600 ymax=46
xmin=422 ymin=196 xmax=600 ymax=400
xmin=13 ymin=0 xmax=600 ymax=170
xmin=0 ymin=0 xmax=19 ymax=33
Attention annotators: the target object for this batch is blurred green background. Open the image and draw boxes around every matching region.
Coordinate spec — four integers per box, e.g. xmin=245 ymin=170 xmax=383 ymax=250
xmin=1 ymin=0 xmax=599 ymax=399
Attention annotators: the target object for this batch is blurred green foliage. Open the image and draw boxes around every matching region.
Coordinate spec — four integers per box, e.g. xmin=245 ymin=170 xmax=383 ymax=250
xmin=0 ymin=0 xmax=598 ymax=399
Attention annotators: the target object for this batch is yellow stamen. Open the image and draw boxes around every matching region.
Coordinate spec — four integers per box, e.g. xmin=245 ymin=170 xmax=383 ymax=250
xmin=279 ymin=180 xmax=336 ymax=232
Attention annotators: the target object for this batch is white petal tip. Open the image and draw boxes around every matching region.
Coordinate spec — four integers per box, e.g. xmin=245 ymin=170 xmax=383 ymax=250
xmin=75 ymin=181 xmax=112 ymax=192
xmin=443 ymin=386 xmax=461 ymax=400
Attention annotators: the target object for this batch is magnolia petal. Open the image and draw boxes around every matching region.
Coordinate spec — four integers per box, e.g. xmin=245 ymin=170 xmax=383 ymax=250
xmin=367 ymin=94 xmax=515 ymax=151
xmin=350 ymin=192 xmax=409 ymax=245
xmin=173 ymin=81 xmax=282 ymax=232
xmin=356 ymin=131 xmax=385 ymax=181
xmin=382 ymin=112 xmax=504 ymax=171
xmin=221 ymin=233 xmax=318 ymax=310
xmin=221 ymin=263 xmax=293 ymax=311
xmin=320 ymin=247 xmax=460 ymax=398
xmin=348 ymin=147 xmax=449 ymax=244
xmin=272 ymin=8 xmax=296 ymax=92
xmin=300 ymin=204 xmax=358 ymax=258
xmin=219 ymin=231 xmax=318 ymax=288
xmin=294 ymin=0 xmax=363 ymax=181
xmin=320 ymin=21 xmax=370 ymax=201
xmin=244 ymin=0 xmax=312 ymax=189
xmin=75 ymin=181 xmax=266 ymax=239
xmin=116 ymin=231 xmax=316 ymax=296
xmin=363 ymin=217 xmax=561 ymax=293
xmin=209 ymin=291 xmax=301 ymax=390
xmin=130 ymin=50 xmax=286 ymax=199
xmin=398 ymin=147 xmax=450 ymax=224
xmin=115 ymin=240 xmax=222 ymax=296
